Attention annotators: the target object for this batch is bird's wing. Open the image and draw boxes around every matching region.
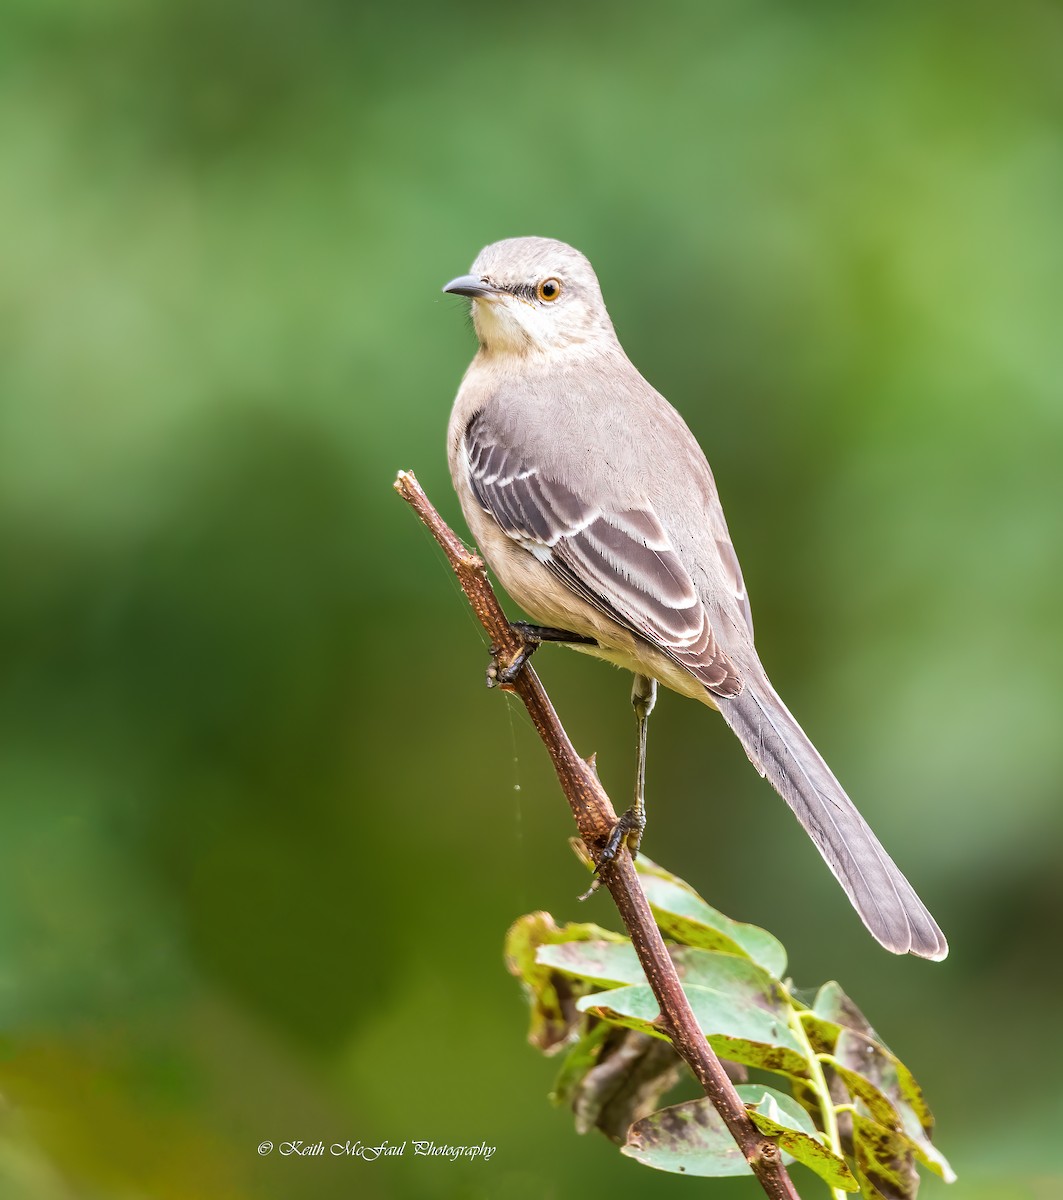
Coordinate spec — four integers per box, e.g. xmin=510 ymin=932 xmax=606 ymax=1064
xmin=463 ymin=411 xmax=741 ymax=696
xmin=715 ymin=532 xmax=753 ymax=639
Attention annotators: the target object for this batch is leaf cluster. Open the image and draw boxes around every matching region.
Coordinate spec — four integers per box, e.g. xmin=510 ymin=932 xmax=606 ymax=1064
xmin=505 ymin=860 xmax=955 ymax=1198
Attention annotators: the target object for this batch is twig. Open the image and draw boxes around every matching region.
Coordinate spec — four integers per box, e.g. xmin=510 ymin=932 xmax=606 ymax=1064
xmin=395 ymin=470 xmax=801 ymax=1200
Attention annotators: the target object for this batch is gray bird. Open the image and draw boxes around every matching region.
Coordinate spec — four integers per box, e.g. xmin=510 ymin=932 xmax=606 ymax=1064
xmin=443 ymin=235 xmax=947 ymax=960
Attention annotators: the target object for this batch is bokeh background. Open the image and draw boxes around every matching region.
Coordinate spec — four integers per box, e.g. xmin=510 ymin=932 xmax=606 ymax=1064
xmin=1 ymin=2 xmax=1061 ymax=1197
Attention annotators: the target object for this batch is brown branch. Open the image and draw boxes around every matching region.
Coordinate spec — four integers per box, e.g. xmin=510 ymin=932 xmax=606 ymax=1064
xmin=395 ymin=470 xmax=801 ymax=1200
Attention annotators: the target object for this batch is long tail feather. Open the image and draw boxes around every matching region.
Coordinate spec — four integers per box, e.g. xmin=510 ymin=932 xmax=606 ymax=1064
xmin=717 ymin=669 xmax=947 ymax=960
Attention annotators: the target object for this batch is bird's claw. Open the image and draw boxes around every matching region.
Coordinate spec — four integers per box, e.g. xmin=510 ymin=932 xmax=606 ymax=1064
xmin=599 ymin=806 xmax=646 ymax=867
xmin=577 ymin=808 xmax=645 ymax=900
xmin=486 ymin=630 xmax=537 ymax=689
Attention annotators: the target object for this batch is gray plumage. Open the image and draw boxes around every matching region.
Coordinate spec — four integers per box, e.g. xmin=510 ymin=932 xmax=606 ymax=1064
xmin=443 ymin=236 xmax=947 ymax=961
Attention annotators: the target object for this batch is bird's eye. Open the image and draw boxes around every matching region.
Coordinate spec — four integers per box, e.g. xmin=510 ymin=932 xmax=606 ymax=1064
xmin=536 ymin=277 xmax=562 ymax=302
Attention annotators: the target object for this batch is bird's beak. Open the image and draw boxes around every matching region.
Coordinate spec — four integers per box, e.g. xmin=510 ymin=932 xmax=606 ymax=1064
xmin=442 ymin=274 xmax=504 ymax=299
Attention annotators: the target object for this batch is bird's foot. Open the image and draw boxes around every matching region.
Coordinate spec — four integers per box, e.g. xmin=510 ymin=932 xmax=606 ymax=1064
xmin=600 ymin=806 xmax=646 ymax=867
xmin=486 ymin=623 xmax=541 ymax=688
xmin=486 ymin=623 xmax=597 ymax=689
xmin=577 ymin=807 xmax=646 ymax=900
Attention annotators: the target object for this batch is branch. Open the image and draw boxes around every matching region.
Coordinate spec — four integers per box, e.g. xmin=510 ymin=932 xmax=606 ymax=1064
xmin=395 ymin=470 xmax=802 ymax=1200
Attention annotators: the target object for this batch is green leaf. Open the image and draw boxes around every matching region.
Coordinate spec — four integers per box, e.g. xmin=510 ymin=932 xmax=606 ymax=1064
xmin=852 ymin=1112 xmax=920 ymax=1200
xmin=893 ymin=1055 xmax=936 ymax=1139
xmin=814 ymin=980 xmax=883 ymax=1040
xmin=821 ymin=1054 xmax=901 ymax=1130
xmin=833 ymin=1028 xmax=954 ymax=1176
xmin=896 ymin=1098 xmax=957 ymax=1184
xmin=668 ymin=947 xmax=791 ymax=1011
xmin=811 ymin=983 xmax=940 ymax=1137
xmin=504 ymin=913 xmax=624 ymax=1052
xmin=623 ymin=1095 xmax=752 ymax=1177
xmin=623 ymin=1084 xmax=851 ymax=1180
xmin=635 ymin=859 xmax=788 ymax=978
xmin=828 ymin=1049 xmax=956 ymax=1183
xmin=537 ymin=940 xmax=789 ymax=1016
xmin=807 ymin=993 xmax=956 ymax=1185
xmin=745 ymin=1090 xmax=859 ymax=1191
xmin=576 ymin=982 xmax=664 ymax=1027
xmin=507 ymin=905 xmax=953 ymax=1193
xmin=743 ymin=1086 xmax=821 ymax=1138
xmin=535 ymin=939 xmax=648 ymax=988
xmin=577 ymin=983 xmax=811 ymax=1078
xmin=798 ymin=1009 xmax=841 ymax=1057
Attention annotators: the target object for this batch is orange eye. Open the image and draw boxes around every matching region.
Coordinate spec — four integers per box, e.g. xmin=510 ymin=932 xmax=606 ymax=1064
xmin=536 ymin=277 xmax=562 ymax=302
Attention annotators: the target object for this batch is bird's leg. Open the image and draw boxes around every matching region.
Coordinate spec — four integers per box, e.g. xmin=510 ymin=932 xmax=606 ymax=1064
xmin=487 ymin=622 xmax=597 ymax=688
xmin=599 ymin=673 xmax=658 ymax=868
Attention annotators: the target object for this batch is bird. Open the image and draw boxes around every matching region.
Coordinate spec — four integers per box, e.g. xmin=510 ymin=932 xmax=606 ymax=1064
xmin=441 ymin=235 xmax=947 ymax=960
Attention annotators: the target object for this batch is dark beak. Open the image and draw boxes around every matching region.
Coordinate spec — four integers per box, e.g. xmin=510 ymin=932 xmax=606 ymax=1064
xmin=442 ymin=274 xmax=503 ymax=299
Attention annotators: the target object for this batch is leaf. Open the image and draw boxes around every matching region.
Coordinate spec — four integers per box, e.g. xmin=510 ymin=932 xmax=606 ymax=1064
xmin=835 ymin=1060 xmax=953 ymax=1182
xmin=668 ymin=947 xmax=791 ymax=1013
xmin=745 ymin=1090 xmax=859 ymax=1191
xmin=503 ymin=913 xmax=624 ymax=1052
xmin=623 ymin=1084 xmax=853 ymax=1181
xmin=821 ymin=1054 xmax=902 ymax=1130
xmin=550 ymin=1021 xmax=614 ymax=1109
xmin=635 ymin=859 xmax=788 ymax=978
xmin=893 ymin=1056 xmax=936 ymax=1139
xmin=535 ymin=940 xmax=648 ymax=988
xmin=538 ymin=940 xmax=790 ymax=1016
xmin=506 ymin=901 xmax=953 ymax=1193
xmin=814 ymin=980 xmax=884 ymax=1041
xmin=833 ymin=1029 xmax=954 ymax=1179
xmin=896 ymin=1099 xmax=958 ymax=1185
xmin=577 ymin=983 xmax=811 ymax=1079
xmin=576 ymin=982 xmax=663 ymax=1026
xmin=623 ymin=1095 xmax=752 ymax=1177
xmin=811 ymin=983 xmax=939 ymax=1137
xmin=744 ymin=1087 xmax=821 ymax=1138
xmin=807 ymin=997 xmax=956 ymax=1186
xmin=554 ymin=1025 xmax=684 ymax=1143
xmin=852 ymin=1112 xmax=920 ymax=1200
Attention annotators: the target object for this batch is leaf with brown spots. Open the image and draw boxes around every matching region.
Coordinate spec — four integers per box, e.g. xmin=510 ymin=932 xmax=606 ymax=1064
xmin=503 ymin=913 xmax=625 ymax=1053
xmin=577 ymin=983 xmax=811 ymax=1079
xmin=504 ymin=871 xmax=954 ymax=1193
xmin=553 ymin=1024 xmax=685 ymax=1144
xmin=623 ymin=1085 xmax=849 ymax=1181
xmin=852 ymin=1112 xmax=920 ymax=1199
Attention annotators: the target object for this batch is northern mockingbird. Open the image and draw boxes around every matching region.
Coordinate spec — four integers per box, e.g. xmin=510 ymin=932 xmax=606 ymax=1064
xmin=442 ymin=236 xmax=947 ymax=960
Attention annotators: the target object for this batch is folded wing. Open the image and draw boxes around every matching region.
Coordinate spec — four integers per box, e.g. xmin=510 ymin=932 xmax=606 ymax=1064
xmin=463 ymin=412 xmax=741 ymax=696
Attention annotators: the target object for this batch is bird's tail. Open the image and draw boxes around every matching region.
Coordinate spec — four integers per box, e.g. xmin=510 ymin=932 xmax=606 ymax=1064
xmin=716 ymin=667 xmax=948 ymax=960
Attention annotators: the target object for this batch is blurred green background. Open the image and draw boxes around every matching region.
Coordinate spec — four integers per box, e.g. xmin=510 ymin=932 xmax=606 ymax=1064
xmin=1 ymin=1 xmax=1061 ymax=1197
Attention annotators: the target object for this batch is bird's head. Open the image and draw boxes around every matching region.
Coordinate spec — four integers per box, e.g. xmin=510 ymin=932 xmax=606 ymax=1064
xmin=443 ymin=237 xmax=616 ymax=356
